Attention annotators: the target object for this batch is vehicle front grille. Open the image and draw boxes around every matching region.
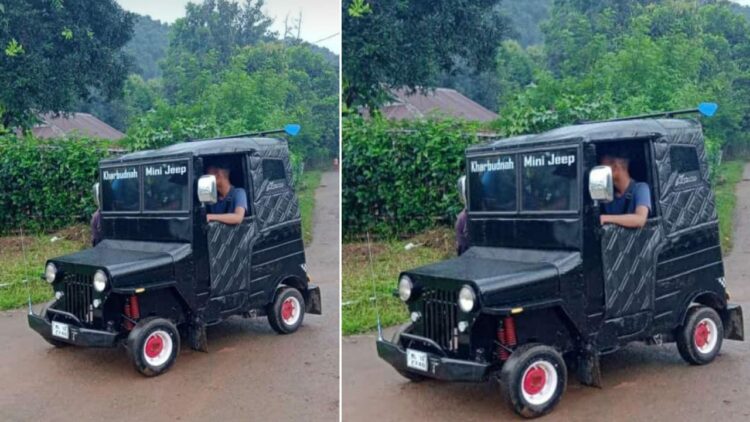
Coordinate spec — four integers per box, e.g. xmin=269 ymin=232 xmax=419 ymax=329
xmin=420 ymin=288 xmax=459 ymax=352
xmin=60 ymin=273 xmax=94 ymax=324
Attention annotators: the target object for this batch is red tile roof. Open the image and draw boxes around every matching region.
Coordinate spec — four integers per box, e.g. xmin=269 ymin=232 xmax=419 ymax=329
xmin=381 ymin=88 xmax=498 ymax=122
xmin=30 ymin=113 xmax=125 ymax=141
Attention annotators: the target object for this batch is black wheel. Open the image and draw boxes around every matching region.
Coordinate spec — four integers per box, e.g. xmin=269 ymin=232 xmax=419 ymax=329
xmin=268 ymin=287 xmax=305 ymax=334
xmin=500 ymin=344 xmax=567 ymax=419
xmin=126 ymin=317 xmax=180 ymax=377
xmin=676 ymin=306 xmax=724 ymax=365
xmin=40 ymin=302 xmax=69 ymax=348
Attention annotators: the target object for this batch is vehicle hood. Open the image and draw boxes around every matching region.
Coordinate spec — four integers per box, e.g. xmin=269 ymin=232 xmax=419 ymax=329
xmin=405 ymin=247 xmax=581 ymax=306
xmin=51 ymin=239 xmax=191 ymax=281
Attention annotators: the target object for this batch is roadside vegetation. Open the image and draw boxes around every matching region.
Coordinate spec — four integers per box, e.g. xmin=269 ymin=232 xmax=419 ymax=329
xmin=716 ymin=160 xmax=745 ymax=253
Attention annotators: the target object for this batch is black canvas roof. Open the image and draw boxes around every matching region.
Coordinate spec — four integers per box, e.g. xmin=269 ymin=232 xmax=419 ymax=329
xmin=101 ymin=137 xmax=285 ymax=164
xmin=468 ymin=118 xmax=701 ymax=154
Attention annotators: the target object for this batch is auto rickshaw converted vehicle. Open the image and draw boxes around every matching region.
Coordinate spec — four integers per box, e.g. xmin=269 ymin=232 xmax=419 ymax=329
xmin=28 ymin=126 xmax=322 ymax=376
xmin=376 ymin=105 xmax=744 ymax=418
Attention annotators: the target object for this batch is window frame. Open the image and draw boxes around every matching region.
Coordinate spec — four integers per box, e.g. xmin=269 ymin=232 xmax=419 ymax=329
xmin=261 ymin=158 xmax=288 ymax=191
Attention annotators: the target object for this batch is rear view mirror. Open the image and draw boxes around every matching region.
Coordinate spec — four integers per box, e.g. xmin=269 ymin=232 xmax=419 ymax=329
xmin=92 ymin=182 xmax=100 ymax=208
xmin=589 ymin=166 xmax=613 ymax=203
xmin=457 ymin=175 xmax=466 ymax=205
xmin=198 ymin=175 xmax=217 ymax=205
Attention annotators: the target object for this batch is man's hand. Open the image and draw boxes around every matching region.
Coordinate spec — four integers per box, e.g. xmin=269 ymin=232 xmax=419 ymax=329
xmin=206 ymin=207 xmax=246 ymax=225
xmin=600 ymin=205 xmax=649 ymax=228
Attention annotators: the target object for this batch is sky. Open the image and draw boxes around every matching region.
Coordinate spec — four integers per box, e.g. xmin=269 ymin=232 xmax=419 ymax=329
xmin=734 ymin=0 xmax=750 ymax=5
xmin=115 ymin=0 xmax=340 ymax=54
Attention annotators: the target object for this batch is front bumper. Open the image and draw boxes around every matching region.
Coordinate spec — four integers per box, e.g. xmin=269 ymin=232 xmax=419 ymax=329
xmin=28 ymin=308 xmax=118 ymax=348
xmin=376 ymin=332 xmax=491 ymax=382
xmin=724 ymin=303 xmax=744 ymax=341
xmin=306 ymin=284 xmax=322 ymax=315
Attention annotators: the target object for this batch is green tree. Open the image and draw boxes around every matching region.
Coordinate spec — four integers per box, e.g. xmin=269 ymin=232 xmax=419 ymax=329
xmin=0 ymin=0 xmax=134 ymax=129
xmin=342 ymin=0 xmax=513 ymax=108
xmin=123 ymin=15 xmax=171 ymax=80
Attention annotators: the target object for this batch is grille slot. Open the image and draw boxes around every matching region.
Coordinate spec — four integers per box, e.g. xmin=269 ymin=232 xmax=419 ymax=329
xmin=421 ymin=288 xmax=459 ymax=352
xmin=61 ymin=273 xmax=93 ymax=324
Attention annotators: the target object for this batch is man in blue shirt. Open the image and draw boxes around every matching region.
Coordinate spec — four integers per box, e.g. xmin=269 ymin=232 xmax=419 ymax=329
xmin=205 ymin=163 xmax=248 ymax=225
xmin=599 ymin=152 xmax=651 ymax=229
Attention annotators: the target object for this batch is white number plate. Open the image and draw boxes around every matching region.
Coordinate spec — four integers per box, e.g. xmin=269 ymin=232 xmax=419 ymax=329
xmin=52 ymin=321 xmax=69 ymax=340
xmin=406 ymin=349 xmax=428 ymax=372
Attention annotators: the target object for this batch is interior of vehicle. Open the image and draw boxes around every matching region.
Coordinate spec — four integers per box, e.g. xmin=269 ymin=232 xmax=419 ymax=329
xmin=203 ymin=154 xmax=252 ymax=216
xmin=595 ymin=139 xmax=658 ymax=217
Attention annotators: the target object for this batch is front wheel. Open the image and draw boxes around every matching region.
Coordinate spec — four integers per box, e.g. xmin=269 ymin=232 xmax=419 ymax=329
xmin=268 ymin=287 xmax=305 ymax=334
xmin=126 ymin=317 xmax=180 ymax=377
xmin=676 ymin=306 xmax=724 ymax=365
xmin=500 ymin=344 xmax=567 ymax=419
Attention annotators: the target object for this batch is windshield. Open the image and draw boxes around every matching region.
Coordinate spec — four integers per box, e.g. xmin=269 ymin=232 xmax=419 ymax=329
xmin=468 ymin=147 xmax=579 ymax=213
xmin=101 ymin=166 xmax=140 ymax=212
xmin=101 ymin=160 xmax=190 ymax=213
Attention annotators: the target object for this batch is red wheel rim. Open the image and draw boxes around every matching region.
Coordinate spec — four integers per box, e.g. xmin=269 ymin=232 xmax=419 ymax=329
xmin=281 ymin=297 xmax=297 ymax=324
xmin=145 ymin=333 xmax=164 ymax=358
xmin=695 ymin=320 xmax=710 ymax=348
xmin=523 ymin=365 xmax=547 ymax=396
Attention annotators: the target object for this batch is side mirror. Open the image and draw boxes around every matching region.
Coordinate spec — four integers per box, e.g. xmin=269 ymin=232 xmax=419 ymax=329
xmin=92 ymin=182 xmax=100 ymax=208
xmin=198 ymin=175 xmax=217 ymax=205
xmin=457 ymin=175 xmax=466 ymax=205
xmin=589 ymin=166 xmax=613 ymax=203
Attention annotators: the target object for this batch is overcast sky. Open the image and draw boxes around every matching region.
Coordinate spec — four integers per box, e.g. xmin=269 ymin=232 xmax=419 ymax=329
xmin=115 ymin=0 xmax=340 ymax=54
xmin=734 ymin=0 xmax=750 ymax=5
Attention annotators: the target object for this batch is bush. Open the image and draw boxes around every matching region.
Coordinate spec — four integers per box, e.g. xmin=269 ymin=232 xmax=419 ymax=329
xmin=0 ymin=135 xmax=107 ymax=234
xmin=343 ymin=116 xmax=480 ymax=237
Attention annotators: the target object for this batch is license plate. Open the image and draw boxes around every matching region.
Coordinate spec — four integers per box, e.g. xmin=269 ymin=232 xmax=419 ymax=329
xmin=406 ymin=348 xmax=428 ymax=372
xmin=52 ymin=321 xmax=69 ymax=340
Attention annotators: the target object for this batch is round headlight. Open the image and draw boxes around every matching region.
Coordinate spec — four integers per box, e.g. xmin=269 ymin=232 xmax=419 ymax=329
xmin=93 ymin=270 xmax=108 ymax=292
xmin=45 ymin=263 xmax=57 ymax=283
xmin=458 ymin=285 xmax=476 ymax=312
xmin=398 ymin=275 xmax=413 ymax=302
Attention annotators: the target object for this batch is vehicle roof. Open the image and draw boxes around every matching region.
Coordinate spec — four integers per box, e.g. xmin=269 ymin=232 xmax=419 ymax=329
xmin=100 ymin=137 xmax=285 ymax=164
xmin=467 ymin=118 xmax=701 ymax=154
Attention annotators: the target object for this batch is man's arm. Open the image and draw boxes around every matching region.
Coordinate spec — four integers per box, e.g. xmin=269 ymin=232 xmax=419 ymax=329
xmin=207 ymin=207 xmax=245 ymax=225
xmin=600 ymin=205 xmax=649 ymax=228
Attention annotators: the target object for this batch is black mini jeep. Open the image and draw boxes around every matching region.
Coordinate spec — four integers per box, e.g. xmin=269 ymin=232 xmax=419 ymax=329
xmin=377 ymin=108 xmax=744 ymax=418
xmin=28 ymin=127 xmax=322 ymax=376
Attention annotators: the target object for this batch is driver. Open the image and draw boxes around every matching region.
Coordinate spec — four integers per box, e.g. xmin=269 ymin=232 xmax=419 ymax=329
xmin=599 ymin=150 xmax=651 ymax=229
xmin=205 ymin=162 xmax=247 ymax=225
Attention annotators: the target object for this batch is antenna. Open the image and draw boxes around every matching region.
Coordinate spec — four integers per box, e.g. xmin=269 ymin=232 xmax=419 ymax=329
xmin=200 ymin=124 xmax=302 ymax=141
xmin=584 ymin=102 xmax=718 ymax=124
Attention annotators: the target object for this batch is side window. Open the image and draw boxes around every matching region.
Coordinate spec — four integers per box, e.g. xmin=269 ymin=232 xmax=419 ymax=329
xmin=669 ymin=145 xmax=701 ymax=189
xmin=262 ymin=159 xmax=287 ymax=189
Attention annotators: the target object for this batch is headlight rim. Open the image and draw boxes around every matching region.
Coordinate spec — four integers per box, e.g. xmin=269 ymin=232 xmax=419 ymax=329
xmin=398 ymin=275 xmax=413 ymax=302
xmin=93 ymin=270 xmax=108 ymax=293
xmin=458 ymin=284 xmax=477 ymax=313
xmin=45 ymin=262 xmax=57 ymax=284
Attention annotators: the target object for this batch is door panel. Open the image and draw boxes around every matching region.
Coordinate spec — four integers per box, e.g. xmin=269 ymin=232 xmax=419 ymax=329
xmin=207 ymin=219 xmax=258 ymax=298
xmin=601 ymin=220 xmax=663 ymax=320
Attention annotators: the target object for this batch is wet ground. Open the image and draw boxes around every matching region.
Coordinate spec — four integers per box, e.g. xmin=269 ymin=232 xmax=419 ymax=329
xmin=0 ymin=171 xmax=340 ymax=422
xmin=342 ymin=165 xmax=750 ymax=421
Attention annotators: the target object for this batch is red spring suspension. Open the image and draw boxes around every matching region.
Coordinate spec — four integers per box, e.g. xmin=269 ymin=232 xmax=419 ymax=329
xmin=123 ymin=295 xmax=141 ymax=330
xmin=497 ymin=316 xmax=518 ymax=361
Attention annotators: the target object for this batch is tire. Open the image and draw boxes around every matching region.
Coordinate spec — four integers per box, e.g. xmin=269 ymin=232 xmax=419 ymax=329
xmin=268 ymin=287 xmax=305 ymax=334
xmin=500 ymin=344 xmax=567 ymax=419
xmin=676 ymin=306 xmax=724 ymax=365
xmin=41 ymin=302 xmax=69 ymax=348
xmin=126 ymin=317 xmax=180 ymax=377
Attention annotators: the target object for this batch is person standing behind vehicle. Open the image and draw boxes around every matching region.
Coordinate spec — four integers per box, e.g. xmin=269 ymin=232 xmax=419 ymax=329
xmin=456 ymin=176 xmax=469 ymax=255
xmin=599 ymin=151 xmax=651 ymax=229
xmin=205 ymin=163 xmax=248 ymax=225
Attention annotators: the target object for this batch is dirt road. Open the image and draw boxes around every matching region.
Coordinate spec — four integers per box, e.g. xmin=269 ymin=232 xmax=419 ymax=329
xmin=0 ymin=171 xmax=340 ymax=422
xmin=343 ymin=165 xmax=750 ymax=421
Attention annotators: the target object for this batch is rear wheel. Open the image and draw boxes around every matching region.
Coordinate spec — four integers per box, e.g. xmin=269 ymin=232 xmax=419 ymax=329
xmin=500 ymin=344 xmax=567 ymax=419
xmin=268 ymin=287 xmax=305 ymax=334
xmin=126 ymin=317 xmax=180 ymax=377
xmin=676 ymin=306 xmax=723 ymax=365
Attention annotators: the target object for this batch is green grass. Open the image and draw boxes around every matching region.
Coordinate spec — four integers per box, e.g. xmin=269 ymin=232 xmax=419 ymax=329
xmin=298 ymin=170 xmax=323 ymax=245
xmin=342 ymin=228 xmax=455 ymax=335
xmin=0 ymin=225 xmax=89 ymax=310
xmin=715 ymin=160 xmax=745 ymax=254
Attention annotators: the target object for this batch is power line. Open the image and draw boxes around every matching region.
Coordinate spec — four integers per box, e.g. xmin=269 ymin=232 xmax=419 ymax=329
xmin=313 ymin=32 xmax=340 ymax=43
